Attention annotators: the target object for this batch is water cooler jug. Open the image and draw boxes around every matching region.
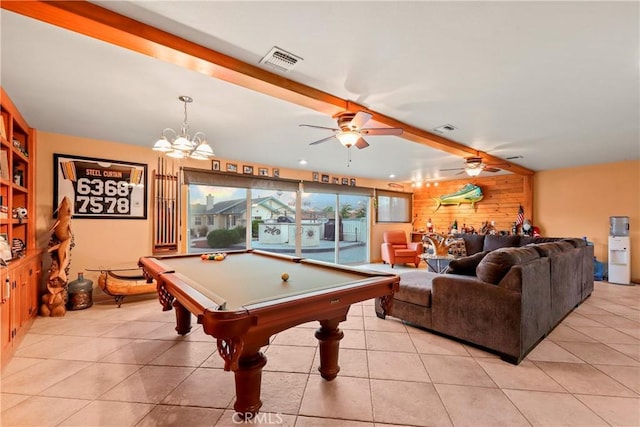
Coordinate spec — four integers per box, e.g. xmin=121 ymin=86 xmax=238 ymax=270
xmin=608 ymin=216 xmax=630 ymax=285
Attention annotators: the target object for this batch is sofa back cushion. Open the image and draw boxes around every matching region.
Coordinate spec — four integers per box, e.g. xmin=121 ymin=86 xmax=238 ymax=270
xmin=483 ymin=234 xmax=521 ymax=252
xmin=562 ymin=237 xmax=587 ymax=248
xmin=530 ymin=241 xmax=573 ymax=257
xmin=476 ymin=247 xmax=540 ymax=285
xmin=447 ymin=250 xmax=489 ymax=276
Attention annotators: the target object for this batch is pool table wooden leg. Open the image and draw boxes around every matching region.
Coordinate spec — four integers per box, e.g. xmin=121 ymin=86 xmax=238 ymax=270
xmin=233 ymin=350 xmax=267 ymax=418
xmin=172 ymin=300 xmax=192 ymax=335
xmin=315 ymin=317 xmax=345 ymax=380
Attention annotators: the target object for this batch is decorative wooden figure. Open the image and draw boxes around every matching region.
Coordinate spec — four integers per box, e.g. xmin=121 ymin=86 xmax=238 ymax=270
xmin=41 ymin=196 xmax=74 ymax=317
xmin=423 ymin=232 xmax=457 ymax=256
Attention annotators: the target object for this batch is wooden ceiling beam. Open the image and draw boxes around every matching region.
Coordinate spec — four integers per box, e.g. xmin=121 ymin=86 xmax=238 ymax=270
xmin=2 ymin=0 xmax=534 ymax=176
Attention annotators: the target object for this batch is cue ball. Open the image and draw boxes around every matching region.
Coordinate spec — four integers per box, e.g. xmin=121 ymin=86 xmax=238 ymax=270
xmin=281 ymin=273 xmax=289 ymax=282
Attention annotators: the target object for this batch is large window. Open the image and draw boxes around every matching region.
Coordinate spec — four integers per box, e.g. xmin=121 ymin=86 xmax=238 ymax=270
xmin=376 ymin=190 xmax=412 ymax=223
xmin=183 ymin=167 xmax=372 ymax=264
xmin=187 ymin=184 xmax=248 ymax=252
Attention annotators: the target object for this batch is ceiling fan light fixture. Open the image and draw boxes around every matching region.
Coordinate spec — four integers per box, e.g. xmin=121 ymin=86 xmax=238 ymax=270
xmin=152 ymin=96 xmax=215 ymax=160
xmin=337 ymin=130 xmax=360 ymax=147
xmin=465 ymin=167 xmax=483 ymax=177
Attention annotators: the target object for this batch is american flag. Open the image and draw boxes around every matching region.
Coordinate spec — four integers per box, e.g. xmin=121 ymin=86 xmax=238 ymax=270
xmin=516 ymin=205 xmax=524 ymax=225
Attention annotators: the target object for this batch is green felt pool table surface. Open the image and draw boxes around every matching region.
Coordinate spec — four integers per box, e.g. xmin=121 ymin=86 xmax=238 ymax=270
xmin=139 ymin=250 xmax=396 ymax=311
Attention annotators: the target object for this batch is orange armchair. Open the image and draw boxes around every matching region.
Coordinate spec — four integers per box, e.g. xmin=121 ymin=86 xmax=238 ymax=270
xmin=381 ymin=230 xmax=423 ymax=268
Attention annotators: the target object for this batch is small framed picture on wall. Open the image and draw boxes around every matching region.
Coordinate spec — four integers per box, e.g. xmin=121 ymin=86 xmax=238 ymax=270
xmin=211 ymin=160 xmax=221 ymax=171
xmin=273 ymin=169 xmax=280 ymax=178
xmin=258 ymin=168 xmax=269 ymax=176
xmin=321 ymin=174 xmax=330 ymax=183
xmin=227 ymin=163 xmax=238 ymax=173
xmin=243 ymin=165 xmax=254 ymax=175
xmin=342 ymin=178 xmax=349 ymax=185
xmin=312 ymin=172 xmax=319 ymax=182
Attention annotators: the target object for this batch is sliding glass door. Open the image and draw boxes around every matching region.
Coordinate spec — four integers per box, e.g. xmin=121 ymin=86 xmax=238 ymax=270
xmin=337 ymin=194 xmax=369 ymax=265
xmin=184 ymin=168 xmax=371 ymax=265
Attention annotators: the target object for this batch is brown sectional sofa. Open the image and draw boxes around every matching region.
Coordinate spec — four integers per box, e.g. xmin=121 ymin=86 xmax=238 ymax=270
xmin=375 ymin=235 xmax=594 ymax=364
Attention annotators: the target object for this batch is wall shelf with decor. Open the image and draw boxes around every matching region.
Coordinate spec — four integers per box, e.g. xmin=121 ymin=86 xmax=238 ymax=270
xmin=0 ymin=87 xmax=42 ymax=371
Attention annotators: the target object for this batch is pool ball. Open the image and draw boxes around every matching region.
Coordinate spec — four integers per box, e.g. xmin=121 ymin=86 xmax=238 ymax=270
xmin=281 ymin=273 xmax=289 ymax=282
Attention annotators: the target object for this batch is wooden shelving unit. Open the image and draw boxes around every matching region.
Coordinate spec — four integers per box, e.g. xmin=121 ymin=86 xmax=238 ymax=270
xmin=0 ymin=87 xmax=42 ymax=371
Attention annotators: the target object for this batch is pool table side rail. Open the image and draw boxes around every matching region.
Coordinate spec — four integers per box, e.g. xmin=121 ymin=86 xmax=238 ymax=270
xmin=202 ymin=275 xmax=400 ymax=342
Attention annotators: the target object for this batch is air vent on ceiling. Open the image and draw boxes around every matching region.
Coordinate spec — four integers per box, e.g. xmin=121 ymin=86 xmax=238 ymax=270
xmin=259 ymin=46 xmax=303 ymax=72
xmin=433 ymin=124 xmax=457 ymax=134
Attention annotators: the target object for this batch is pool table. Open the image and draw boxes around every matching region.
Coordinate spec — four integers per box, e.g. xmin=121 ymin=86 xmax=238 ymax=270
xmin=139 ymin=250 xmax=399 ymax=417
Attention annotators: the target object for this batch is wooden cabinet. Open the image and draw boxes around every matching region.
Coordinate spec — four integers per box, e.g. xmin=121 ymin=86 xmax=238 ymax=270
xmin=0 ymin=87 xmax=41 ymax=371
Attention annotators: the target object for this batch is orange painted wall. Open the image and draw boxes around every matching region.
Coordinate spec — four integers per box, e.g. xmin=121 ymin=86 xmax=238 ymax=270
xmin=535 ymin=160 xmax=639 ymax=281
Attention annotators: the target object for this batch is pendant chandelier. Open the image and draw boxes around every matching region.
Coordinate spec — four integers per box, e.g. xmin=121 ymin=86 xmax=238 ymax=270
xmin=152 ymin=96 xmax=215 ymax=160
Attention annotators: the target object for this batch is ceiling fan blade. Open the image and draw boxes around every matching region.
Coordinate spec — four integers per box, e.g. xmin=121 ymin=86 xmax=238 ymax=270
xmin=361 ymin=128 xmax=403 ymax=136
xmin=299 ymin=124 xmax=339 ymax=131
xmin=484 ymin=167 xmax=501 ymax=173
xmin=349 ymin=111 xmax=372 ymax=130
xmin=456 ymin=171 xmax=466 ymax=175
xmin=355 ymin=137 xmax=369 ymax=149
xmin=439 ymin=167 xmax=465 ymax=172
xmin=309 ymin=135 xmax=338 ymax=146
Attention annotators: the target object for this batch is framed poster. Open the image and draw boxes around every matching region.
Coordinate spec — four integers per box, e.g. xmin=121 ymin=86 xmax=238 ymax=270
xmin=53 ymin=153 xmax=147 ymax=219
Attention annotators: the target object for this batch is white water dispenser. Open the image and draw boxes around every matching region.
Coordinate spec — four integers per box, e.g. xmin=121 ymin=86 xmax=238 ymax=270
xmin=608 ymin=216 xmax=630 ymax=285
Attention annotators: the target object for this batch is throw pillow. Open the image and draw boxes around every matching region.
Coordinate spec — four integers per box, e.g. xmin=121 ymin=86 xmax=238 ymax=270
xmin=447 ymin=250 xmax=489 ymax=276
xmin=447 ymin=238 xmax=467 ymax=257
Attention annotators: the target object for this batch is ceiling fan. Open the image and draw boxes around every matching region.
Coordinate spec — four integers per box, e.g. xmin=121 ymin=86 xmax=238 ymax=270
xmin=300 ymin=111 xmax=403 ymax=149
xmin=440 ymin=156 xmax=517 ymax=177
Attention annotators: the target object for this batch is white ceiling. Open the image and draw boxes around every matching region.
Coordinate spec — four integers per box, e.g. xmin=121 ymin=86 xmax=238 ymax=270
xmin=1 ymin=1 xmax=638 ymax=183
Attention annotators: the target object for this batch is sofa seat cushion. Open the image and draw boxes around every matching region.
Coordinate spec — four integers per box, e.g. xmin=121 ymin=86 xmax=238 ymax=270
xmin=476 ymin=247 xmax=540 ymax=284
xmin=394 ymin=271 xmax=436 ymax=307
xmin=483 ymin=234 xmax=521 ymax=252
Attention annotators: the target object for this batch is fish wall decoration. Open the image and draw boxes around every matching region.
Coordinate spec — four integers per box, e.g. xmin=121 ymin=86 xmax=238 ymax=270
xmin=433 ymin=183 xmax=483 ymax=212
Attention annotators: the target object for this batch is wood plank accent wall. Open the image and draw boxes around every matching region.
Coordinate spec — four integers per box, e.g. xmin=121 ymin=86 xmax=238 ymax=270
xmin=412 ymin=174 xmax=528 ymax=234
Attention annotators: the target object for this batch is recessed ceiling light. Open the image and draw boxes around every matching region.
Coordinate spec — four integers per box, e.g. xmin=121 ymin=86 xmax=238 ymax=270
xmin=433 ymin=124 xmax=457 ymax=134
xmin=389 ymin=174 xmax=395 ymax=178
xmin=298 ymin=159 xmax=307 ymax=165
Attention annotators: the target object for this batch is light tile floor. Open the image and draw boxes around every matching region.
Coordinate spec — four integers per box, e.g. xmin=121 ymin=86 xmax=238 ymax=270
xmin=1 ymin=271 xmax=638 ymax=426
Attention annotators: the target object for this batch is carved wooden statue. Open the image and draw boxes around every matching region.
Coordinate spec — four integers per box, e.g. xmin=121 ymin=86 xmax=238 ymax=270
xmin=41 ymin=197 xmax=74 ymax=317
xmin=423 ymin=232 xmax=457 ymax=256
